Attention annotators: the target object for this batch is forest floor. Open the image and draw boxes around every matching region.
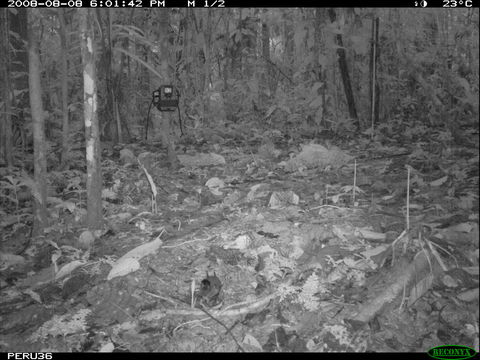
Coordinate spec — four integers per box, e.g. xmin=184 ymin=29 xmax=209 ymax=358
xmin=0 ymin=124 xmax=479 ymax=352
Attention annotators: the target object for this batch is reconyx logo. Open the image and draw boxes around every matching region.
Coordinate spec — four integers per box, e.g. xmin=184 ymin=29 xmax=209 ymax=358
xmin=428 ymin=345 xmax=478 ymax=360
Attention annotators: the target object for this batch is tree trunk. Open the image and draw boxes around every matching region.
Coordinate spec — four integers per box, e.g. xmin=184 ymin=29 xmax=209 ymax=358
xmin=27 ymin=9 xmax=48 ymax=236
xmin=203 ymin=10 xmax=212 ymax=117
xmin=59 ymin=9 xmax=70 ymax=169
xmin=79 ymin=9 xmax=103 ymax=230
xmin=313 ymin=9 xmax=327 ymax=131
xmin=328 ymin=8 xmax=359 ymax=130
xmin=369 ymin=17 xmax=380 ymax=129
xmin=283 ymin=12 xmax=294 ymax=69
xmin=158 ymin=9 xmax=178 ymax=169
xmin=262 ymin=20 xmax=275 ymax=97
xmin=10 ymin=9 xmax=29 ymax=111
xmin=1 ymin=9 xmax=13 ymax=166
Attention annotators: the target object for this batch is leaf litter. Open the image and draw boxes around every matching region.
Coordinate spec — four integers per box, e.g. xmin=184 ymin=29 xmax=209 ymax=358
xmin=0 ymin=130 xmax=478 ymax=352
